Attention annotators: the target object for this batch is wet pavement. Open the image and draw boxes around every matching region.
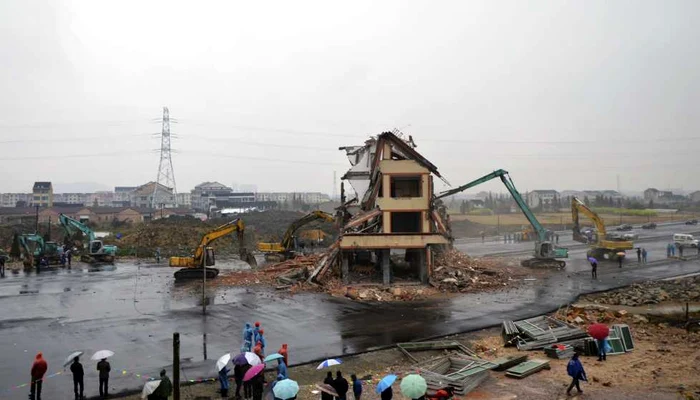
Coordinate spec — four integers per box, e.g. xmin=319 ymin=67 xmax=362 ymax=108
xmin=1 ymin=237 xmax=700 ymax=399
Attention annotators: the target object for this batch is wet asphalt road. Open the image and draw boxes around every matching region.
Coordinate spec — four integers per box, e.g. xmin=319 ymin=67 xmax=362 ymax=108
xmin=1 ymin=233 xmax=700 ymax=399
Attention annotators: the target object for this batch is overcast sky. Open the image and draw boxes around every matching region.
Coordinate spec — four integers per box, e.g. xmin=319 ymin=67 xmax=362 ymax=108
xmin=1 ymin=0 xmax=698 ymax=196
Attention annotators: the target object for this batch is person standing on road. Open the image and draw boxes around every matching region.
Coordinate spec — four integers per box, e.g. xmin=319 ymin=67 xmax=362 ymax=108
xmin=481 ymin=231 xmax=485 ymax=243
xmin=0 ymin=255 xmax=5 ymax=277
xmin=234 ymin=362 xmax=245 ymax=399
xmin=566 ymin=352 xmax=587 ymax=396
xmin=637 ymin=247 xmax=642 ymax=263
xmin=251 ymin=369 xmax=265 ymax=400
xmin=97 ymin=358 xmax=111 ymax=398
xmin=671 ymin=244 xmax=676 ymax=257
xmin=276 ymin=359 xmax=288 ymax=380
xmin=66 ymin=249 xmax=72 ymax=268
xmin=351 ymin=374 xmax=362 ymax=400
xmin=642 ymin=248 xmax=648 ymax=263
xmin=590 ymin=260 xmax=597 ymax=279
xmin=666 ymin=244 xmax=671 ymax=258
xmin=278 ymin=343 xmax=289 ymax=366
xmin=679 ymin=246 xmax=684 ymax=258
xmin=257 ymin=329 xmax=266 ymax=356
xmin=30 ymin=352 xmax=48 ymax=400
xmin=334 ymin=371 xmax=349 ymax=400
xmin=70 ymin=356 xmax=84 ymax=400
xmin=597 ymin=338 xmax=608 ymax=361
xmin=242 ymin=322 xmax=254 ymax=352
xmin=253 ymin=322 xmax=261 ymax=345
xmin=242 ymin=364 xmax=252 ymax=400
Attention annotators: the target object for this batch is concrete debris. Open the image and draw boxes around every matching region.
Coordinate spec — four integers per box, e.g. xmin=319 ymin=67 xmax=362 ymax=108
xmin=581 ymin=276 xmax=700 ymax=306
xmin=430 ymin=250 xmax=523 ymax=292
xmin=504 ymin=316 xmax=589 ymax=351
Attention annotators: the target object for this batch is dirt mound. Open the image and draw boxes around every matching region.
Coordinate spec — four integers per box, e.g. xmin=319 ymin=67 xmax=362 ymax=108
xmin=582 ymin=276 xmax=700 ymax=306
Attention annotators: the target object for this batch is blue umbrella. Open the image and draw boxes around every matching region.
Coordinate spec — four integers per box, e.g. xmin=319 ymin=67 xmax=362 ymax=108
xmin=272 ymin=378 xmax=299 ymax=400
xmin=316 ymin=359 xmax=342 ymax=370
xmin=587 ymin=257 xmax=597 ymax=263
xmin=264 ymin=353 xmax=284 ymax=363
xmin=375 ymin=374 xmax=397 ymax=394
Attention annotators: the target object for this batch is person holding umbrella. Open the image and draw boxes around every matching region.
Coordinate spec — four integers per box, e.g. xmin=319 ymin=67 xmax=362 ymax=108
xmin=96 ymin=357 xmax=111 ymax=398
xmin=376 ymin=374 xmax=396 ymax=400
xmin=30 ymin=352 xmax=48 ymax=400
xmin=234 ymin=361 xmax=246 ymax=399
xmin=70 ymin=356 xmax=84 ymax=400
xmin=566 ymin=352 xmax=587 ymax=395
xmin=149 ymin=370 xmax=173 ymax=400
xmin=589 ymin=257 xmax=597 ymax=279
xmin=277 ymin=359 xmax=288 ymax=380
xmin=588 ymin=323 xmax=609 ymax=362
xmin=278 ymin=344 xmax=289 ymax=366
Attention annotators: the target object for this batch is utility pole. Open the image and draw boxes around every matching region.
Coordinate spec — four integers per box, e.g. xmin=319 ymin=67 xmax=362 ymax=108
xmin=202 ymin=245 xmax=207 ymax=315
xmin=35 ymin=205 xmax=39 ymax=234
xmin=173 ymin=332 xmax=180 ymax=400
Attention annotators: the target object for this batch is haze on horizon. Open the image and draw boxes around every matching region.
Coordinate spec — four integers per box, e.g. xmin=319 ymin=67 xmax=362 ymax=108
xmin=1 ymin=0 xmax=698 ymax=196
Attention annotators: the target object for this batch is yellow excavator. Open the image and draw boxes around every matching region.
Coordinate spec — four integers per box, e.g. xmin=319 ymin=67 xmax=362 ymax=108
xmin=571 ymin=197 xmax=634 ymax=261
xmin=257 ymin=211 xmax=335 ymax=262
xmin=170 ymin=218 xmax=257 ymax=280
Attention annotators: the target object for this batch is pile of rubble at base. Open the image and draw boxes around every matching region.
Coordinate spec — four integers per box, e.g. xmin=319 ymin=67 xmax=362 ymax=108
xmin=430 ymin=249 xmax=523 ymax=292
xmin=213 ymin=254 xmax=322 ymax=288
xmin=581 ymin=276 xmax=700 ymax=306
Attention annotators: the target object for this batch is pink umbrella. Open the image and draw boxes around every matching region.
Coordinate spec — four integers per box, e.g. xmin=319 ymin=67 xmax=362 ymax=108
xmin=243 ymin=364 xmax=265 ymax=382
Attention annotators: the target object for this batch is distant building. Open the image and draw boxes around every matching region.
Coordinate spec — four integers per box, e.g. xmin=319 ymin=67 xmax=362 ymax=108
xmin=176 ymin=192 xmax=191 ymax=207
xmin=0 ymin=193 xmax=31 ymax=208
xmin=229 ymin=192 xmax=256 ymax=203
xmin=527 ymin=190 xmax=559 ymax=209
xmin=191 ymin=182 xmax=233 ymax=211
xmin=0 ymin=207 xmax=37 ymax=224
xmin=254 ymin=192 xmax=331 ymax=205
xmin=32 ymin=182 xmax=53 ymax=207
xmin=53 ymin=193 xmax=89 ymax=205
xmin=114 ymin=186 xmax=137 ymax=206
xmin=644 ymin=188 xmax=674 ymax=204
xmin=130 ymin=182 xmax=174 ymax=209
xmin=689 ymin=190 xmax=700 ymax=203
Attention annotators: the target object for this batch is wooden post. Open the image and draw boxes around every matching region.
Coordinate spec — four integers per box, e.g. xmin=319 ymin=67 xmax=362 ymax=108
xmin=173 ymin=332 xmax=180 ymax=400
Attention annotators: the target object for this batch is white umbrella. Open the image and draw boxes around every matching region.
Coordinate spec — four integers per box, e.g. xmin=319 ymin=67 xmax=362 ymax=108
xmin=244 ymin=352 xmax=262 ymax=366
xmin=141 ymin=380 xmax=161 ymax=399
xmin=91 ymin=350 xmax=115 ymax=360
xmin=217 ymin=353 xmax=232 ymax=372
xmin=63 ymin=351 xmax=84 ymax=367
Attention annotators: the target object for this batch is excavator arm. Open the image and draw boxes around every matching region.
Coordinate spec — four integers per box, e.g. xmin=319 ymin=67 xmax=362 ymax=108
xmin=59 ymin=214 xmax=96 ymax=242
xmin=571 ymin=197 xmax=607 ymax=243
xmin=279 ymin=211 xmax=335 ymax=250
xmin=437 ymin=169 xmax=548 ymax=242
xmin=192 ymin=219 xmax=246 ymax=262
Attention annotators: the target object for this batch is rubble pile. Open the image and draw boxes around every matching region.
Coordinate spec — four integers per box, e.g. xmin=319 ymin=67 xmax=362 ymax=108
xmin=430 ymin=249 xmax=522 ymax=292
xmin=343 ymin=284 xmax=438 ymax=302
xmin=559 ymin=304 xmax=624 ymax=325
xmin=582 ymin=276 xmax=700 ymax=306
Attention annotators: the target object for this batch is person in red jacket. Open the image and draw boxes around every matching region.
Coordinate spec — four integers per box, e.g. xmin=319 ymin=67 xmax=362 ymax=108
xmin=253 ymin=341 xmax=263 ymax=359
xmin=278 ymin=343 xmax=289 ymax=366
xmin=30 ymin=352 xmax=48 ymax=400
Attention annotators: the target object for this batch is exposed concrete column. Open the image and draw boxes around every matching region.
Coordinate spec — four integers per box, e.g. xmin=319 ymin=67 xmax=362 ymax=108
xmin=418 ymin=248 xmax=428 ymax=284
xmin=381 ymin=249 xmax=391 ymax=285
xmin=341 ymin=252 xmax=349 ymax=284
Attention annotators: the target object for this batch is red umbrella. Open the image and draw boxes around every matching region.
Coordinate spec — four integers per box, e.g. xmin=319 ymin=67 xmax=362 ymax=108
xmin=243 ymin=364 xmax=265 ymax=382
xmin=588 ymin=323 xmax=609 ymax=340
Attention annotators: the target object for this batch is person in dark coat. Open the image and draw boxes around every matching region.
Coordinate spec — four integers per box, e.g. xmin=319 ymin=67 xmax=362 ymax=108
xmin=251 ymin=370 xmax=265 ymax=400
xmin=322 ymin=372 xmax=334 ymax=400
xmin=234 ymin=363 xmax=245 ymax=399
xmin=380 ymin=386 xmax=393 ymax=400
xmin=97 ymin=358 xmax=111 ymax=398
xmin=351 ymin=374 xmax=361 ymax=400
xmin=566 ymin=353 xmax=587 ymax=395
xmin=618 ymin=256 xmax=623 ymax=268
xmin=70 ymin=356 xmax=84 ymax=400
xmin=333 ymin=371 xmax=349 ymax=400
xmin=590 ymin=260 xmax=597 ymax=279
xmin=637 ymin=247 xmax=642 ymax=263
xmin=149 ymin=370 xmax=172 ymax=400
xmin=242 ymin=364 xmax=253 ymax=400
xmin=30 ymin=352 xmax=48 ymax=400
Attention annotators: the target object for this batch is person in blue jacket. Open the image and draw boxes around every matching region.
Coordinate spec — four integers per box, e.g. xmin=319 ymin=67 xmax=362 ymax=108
xmin=219 ymin=365 xmax=230 ymax=398
xmin=253 ymin=322 xmax=261 ymax=345
xmin=258 ymin=329 xmax=267 ymax=356
xmin=566 ymin=352 xmax=587 ymax=395
xmin=242 ymin=323 xmax=254 ymax=352
xmin=351 ymin=374 xmax=362 ymax=400
xmin=277 ymin=359 xmax=288 ymax=380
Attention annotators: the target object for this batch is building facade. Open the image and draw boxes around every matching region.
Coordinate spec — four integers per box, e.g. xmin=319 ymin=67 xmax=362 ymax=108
xmin=526 ymin=190 xmax=559 ymax=209
xmin=130 ymin=182 xmax=175 ymax=209
xmin=32 ymin=182 xmax=53 ymax=207
xmin=191 ymin=182 xmax=232 ymax=211
xmin=0 ymin=193 xmax=31 ymax=208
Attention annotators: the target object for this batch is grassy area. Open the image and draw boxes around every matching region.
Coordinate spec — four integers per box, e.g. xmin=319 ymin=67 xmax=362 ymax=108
xmin=450 ymin=211 xmax=699 ymax=227
xmin=592 ymin=207 xmax=657 ymax=217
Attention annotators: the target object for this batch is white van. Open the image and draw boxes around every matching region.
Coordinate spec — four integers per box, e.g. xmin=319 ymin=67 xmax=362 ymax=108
xmin=673 ymin=233 xmax=699 ymax=248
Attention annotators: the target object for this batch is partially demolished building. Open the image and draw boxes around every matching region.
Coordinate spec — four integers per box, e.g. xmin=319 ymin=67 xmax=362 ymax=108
xmin=333 ymin=131 xmax=451 ymax=284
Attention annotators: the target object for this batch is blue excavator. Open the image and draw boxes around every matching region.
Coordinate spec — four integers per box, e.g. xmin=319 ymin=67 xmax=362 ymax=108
xmin=436 ymin=169 xmax=568 ymax=268
xmin=18 ymin=234 xmax=62 ymax=268
xmin=59 ymin=214 xmax=118 ymax=264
